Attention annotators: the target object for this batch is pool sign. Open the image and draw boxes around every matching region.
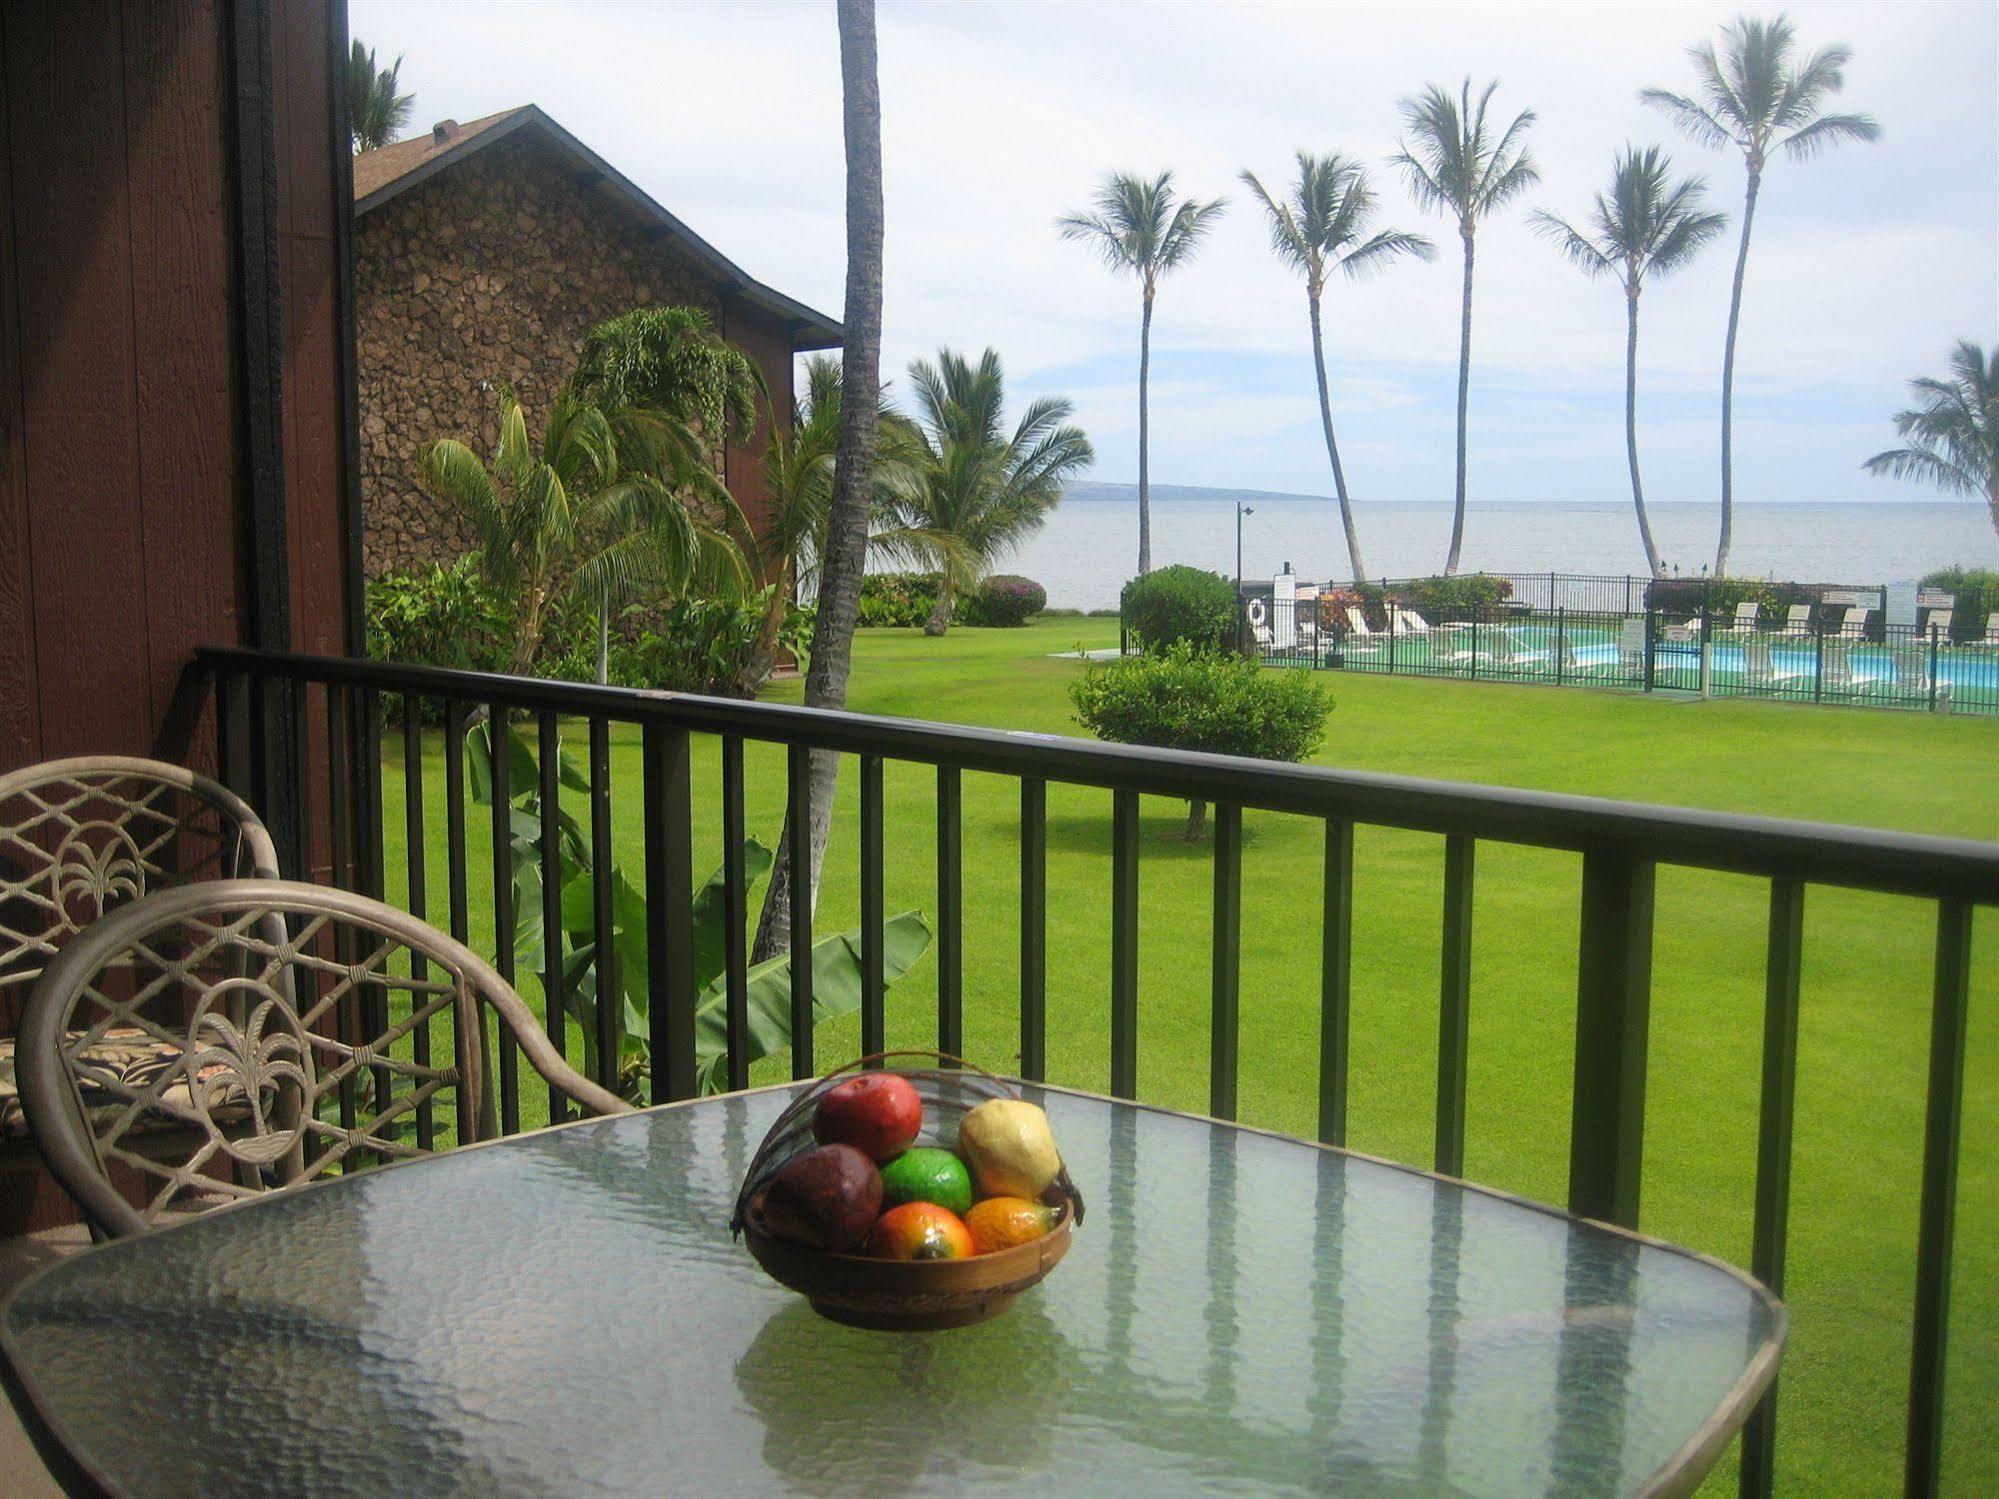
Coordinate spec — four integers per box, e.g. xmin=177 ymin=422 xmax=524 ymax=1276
xmin=1821 ymin=589 xmax=1877 ymax=607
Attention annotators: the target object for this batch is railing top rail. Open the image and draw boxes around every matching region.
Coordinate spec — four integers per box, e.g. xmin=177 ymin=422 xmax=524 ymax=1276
xmin=196 ymin=645 xmax=1999 ymax=903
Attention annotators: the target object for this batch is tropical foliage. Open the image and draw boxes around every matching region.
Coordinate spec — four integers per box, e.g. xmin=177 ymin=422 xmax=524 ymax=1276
xmin=1863 ymin=342 xmax=1999 ymax=547
xmin=467 ymin=723 xmax=929 ymax=1098
xmin=1239 ymin=153 xmax=1433 ymax=584
xmin=570 ymin=305 xmax=760 ymax=448
xmin=346 ymin=41 xmax=413 ymax=153
xmin=1643 ymin=14 xmax=1877 ymax=576
xmin=1069 ymin=642 xmax=1332 ymax=837
xmin=1392 ymin=78 xmax=1539 ymax=577
xmin=1532 ymin=146 xmax=1726 ymax=578
xmin=419 ymin=386 xmax=743 ymax=678
xmin=1057 ymin=171 xmax=1226 ymax=577
xmin=891 ymin=348 xmax=1094 ymax=635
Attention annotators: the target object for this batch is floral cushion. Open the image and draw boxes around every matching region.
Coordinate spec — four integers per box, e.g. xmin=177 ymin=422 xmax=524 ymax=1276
xmin=0 ymin=1028 xmax=251 ymax=1141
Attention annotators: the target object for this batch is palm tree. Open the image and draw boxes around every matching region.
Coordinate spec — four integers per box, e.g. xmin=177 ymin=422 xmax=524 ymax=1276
xmin=1391 ymin=79 xmax=1539 ymax=576
xmin=347 ymin=41 xmax=413 ymax=153
xmin=1531 ymin=148 xmax=1727 ymax=578
xmin=1057 ymin=171 xmax=1226 ymax=577
xmin=1240 ymin=153 xmax=1433 ymax=583
xmin=420 ymin=388 xmax=740 ymax=678
xmin=752 ymin=0 xmax=885 ymax=965
xmin=747 ymin=355 xmax=937 ymax=680
xmin=1642 ymin=15 xmax=1878 ymax=576
xmin=895 ymin=349 xmax=1095 ymax=635
xmin=1862 ymin=341 xmax=1999 ymax=546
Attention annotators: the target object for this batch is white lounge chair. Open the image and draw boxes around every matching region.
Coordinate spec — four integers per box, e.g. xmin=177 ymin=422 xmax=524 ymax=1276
xmin=1922 ymin=609 xmax=1954 ymax=640
xmin=1773 ymin=604 xmax=1814 ymax=638
xmin=1835 ymin=607 xmax=1870 ymax=640
xmin=1977 ymin=613 xmax=1999 ymax=649
xmin=1743 ymin=636 xmax=1806 ymax=688
xmin=1721 ymin=601 xmax=1760 ymax=635
xmin=1390 ymin=607 xmax=1433 ymax=636
xmin=1342 ymin=606 xmax=1386 ymax=652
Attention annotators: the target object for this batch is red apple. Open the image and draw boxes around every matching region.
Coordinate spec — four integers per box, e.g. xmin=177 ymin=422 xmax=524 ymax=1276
xmin=811 ymin=1072 xmax=922 ymax=1160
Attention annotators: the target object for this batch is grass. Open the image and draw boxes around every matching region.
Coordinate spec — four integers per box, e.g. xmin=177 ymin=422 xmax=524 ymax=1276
xmin=380 ymin=617 xmax=1995 ymax=1496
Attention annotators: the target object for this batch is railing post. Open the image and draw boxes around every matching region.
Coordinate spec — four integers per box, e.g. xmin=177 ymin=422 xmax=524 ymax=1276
xmin=1568 ymin=849 xmax=1655 ymax=1228
xmin=786 ymin=744 xmax=814 ymax=1079
xmin=1019 ymin=777 xmax=1046 ymax=1081
xmin=723 ymin=736 xmax=751 ymax=1088
xmin=859 ymin=754 xmax=885 ymax=1061
xmin=1814 ymin=614 xmax=1825 ymax=703
xmin=1741 ymin=877 xmax=1805 ymax=1499
xmin=1110 ymin=788 xmax=1139 ymax=1099
xmin=1927 ymin=625 xmax=1940 ymax=713
xmin=1554 ymin=606 xmax=1566 ymax=688
xmin=1318 ymin=819 xmax=1353 ymax=1146
xmin=1435 ymin=834 xmax=1474 ymax=1175
xmin=936 ymin=765 xmax=963 ymax=1061
xmin=1208 ymin=803 xmax=1242 ymax=1121
xmin=1905 ymin=900 xmax=1972 ymax=1499
xmin=642 ymin=724 xmax=695 ymax=1102
xmin=485 ymin=703 xmax=517 ymax=1132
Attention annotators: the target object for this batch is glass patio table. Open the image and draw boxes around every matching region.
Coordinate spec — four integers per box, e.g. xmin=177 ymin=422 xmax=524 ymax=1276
xmin=1 ymin=1085 xmax=1782 ymax=1498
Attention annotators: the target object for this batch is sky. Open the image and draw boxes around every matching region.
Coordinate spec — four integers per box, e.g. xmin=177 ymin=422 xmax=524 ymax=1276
xmin=351 ymin=0 xmax=1998 ymax=509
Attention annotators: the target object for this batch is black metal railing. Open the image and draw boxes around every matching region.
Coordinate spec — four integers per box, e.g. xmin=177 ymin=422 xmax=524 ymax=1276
xmin=191 ymin=643 xmax=1996 ymax=1499
xmin=1239 ymin=594 xmax=1999 ymax=716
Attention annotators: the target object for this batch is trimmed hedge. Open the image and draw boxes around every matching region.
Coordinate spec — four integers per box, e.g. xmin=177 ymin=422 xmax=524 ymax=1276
xmin=1920 ymin=566 xmax=1999 ymax=642
xmin=856 ymin=571 xmax=1048 ymax=628
xmin=1120 ymin=565 xmax=1237 ymax=654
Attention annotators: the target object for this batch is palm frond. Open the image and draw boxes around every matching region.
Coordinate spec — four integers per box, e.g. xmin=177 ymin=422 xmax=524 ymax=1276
xmin=1780 ymin=111 xmax=1880 ymax=161
xmin=1528 ymin=210 xmax=1615 ymax=278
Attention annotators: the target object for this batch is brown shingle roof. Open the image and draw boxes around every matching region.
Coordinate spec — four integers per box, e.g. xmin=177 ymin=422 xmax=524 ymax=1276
xmin=350 ymin=107 xmax=528 ymax=202
xmin=350 ymin=104 xmax=841 ymax=350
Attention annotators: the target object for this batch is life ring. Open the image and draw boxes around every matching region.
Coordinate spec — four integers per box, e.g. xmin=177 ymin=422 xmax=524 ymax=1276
xmin=1246 ymin=598 xmax=1268 ymax=627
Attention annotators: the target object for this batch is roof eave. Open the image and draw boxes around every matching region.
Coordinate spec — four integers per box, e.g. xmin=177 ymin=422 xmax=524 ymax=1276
xmin=354 ymin=105 xmax=842 ymax=352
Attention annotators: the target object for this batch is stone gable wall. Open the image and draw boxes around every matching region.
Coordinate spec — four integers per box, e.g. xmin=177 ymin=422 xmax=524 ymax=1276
xmin=355 ymin=131 xmax=728 ymax=576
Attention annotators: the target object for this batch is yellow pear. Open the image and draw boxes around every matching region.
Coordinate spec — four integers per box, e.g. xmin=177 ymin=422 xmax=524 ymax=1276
xmin=957 ymin=1099 xmax=1061 ymax=1199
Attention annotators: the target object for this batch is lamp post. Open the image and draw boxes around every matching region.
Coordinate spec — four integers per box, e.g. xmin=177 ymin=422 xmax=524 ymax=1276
xmin=1235 ymin=501 xmax=1254 ymax=654
xmin=1235 ymin=501 xmax=1254 ymax=594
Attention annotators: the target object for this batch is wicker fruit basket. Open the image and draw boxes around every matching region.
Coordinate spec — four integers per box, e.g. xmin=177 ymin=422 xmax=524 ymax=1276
xmin=732 ymin=1052 xmax=1084 ymax=1331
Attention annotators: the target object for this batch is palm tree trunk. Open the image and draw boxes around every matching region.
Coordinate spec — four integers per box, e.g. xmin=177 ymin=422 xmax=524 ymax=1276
xmin=1137 ymin=287 xmax=1154 ymax=576
xmin=1310 ymin=289 xmax=1367 ymax=583
xmin=596 ymin=575 xmax=610 ymax=685
xmin=1444 ymin=226 xmax=1475 ymax=576
xmin=923 ymin=574 xmax=955 ymax=635
xmin=1716 ymin=169 xmax=1760 ymax=578
xmin=1624 ymin=288 xmax=1663 ymax=579
xmin=1988 ymin=472 xmax=1999 ymax=550
xmin=752 ymin=0 xmax=882 ymax=966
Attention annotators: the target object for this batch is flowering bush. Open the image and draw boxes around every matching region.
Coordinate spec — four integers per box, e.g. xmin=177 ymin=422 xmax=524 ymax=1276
xmin=962 ymin=574 xmax=1046 ymax=626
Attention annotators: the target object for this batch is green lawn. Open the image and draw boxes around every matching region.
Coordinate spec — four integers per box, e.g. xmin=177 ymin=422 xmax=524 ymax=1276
xmin=381 ymin=618 xmax=1995 ymax=1496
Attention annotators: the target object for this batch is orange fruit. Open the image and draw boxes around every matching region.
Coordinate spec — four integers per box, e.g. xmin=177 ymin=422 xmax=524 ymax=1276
xmin=963 ymin=1196 xmax=1057 ymax=1255
xmin=865 ymin=1201 xmax=975 ymax=1261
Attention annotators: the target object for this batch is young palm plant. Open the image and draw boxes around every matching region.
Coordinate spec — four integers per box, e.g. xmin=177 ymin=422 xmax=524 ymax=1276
xmin=1862 ymin=342 xmax=1999 ymax=547
xmin=1057 ymin=171 xmax=1225 ymax=577
xmin=420 ymin=388 xmax=741 ymax=678
xmin=895 ymin=348 xmax=1095 ymax=636
xmin=1531 ymin=147 xmax=1726 ymax=579
xmin=1239 ymin=153 xmax=1434 ymax=584
xmin=346 ymin=41 xmax=413 ymax=153
xmin=1642 ymin=15 xmax=1878 ymax=576
xmin=1392 ymin=79 xmax=1539 ymax=576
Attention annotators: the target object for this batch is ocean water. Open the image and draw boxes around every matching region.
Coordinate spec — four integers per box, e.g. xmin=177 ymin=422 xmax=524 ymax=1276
xmin=1002 ymin=500 xmax=1998 ymax=611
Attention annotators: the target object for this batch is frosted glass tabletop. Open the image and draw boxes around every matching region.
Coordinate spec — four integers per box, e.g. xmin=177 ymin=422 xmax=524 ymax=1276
xmin=2 ymin=1085 xmax=1781 ymax=1498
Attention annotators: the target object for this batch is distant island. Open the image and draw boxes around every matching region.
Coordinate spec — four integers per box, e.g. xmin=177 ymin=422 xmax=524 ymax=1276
xmin=1059 ymin=480 xmax=1328 ymax=504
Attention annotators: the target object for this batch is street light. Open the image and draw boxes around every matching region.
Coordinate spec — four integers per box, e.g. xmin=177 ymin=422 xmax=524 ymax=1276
xmin=1235 ymin=500 xmax=1254 ymax=595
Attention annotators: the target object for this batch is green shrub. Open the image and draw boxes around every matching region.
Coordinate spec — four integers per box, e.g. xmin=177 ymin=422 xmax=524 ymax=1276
xmin=1381 ymin=573 xmax=1515 ymax=623
xmin=609 ymin=587 xmax=812 ymax=697
xmin=364 ymin=558 xmax=511 ymax=722
xmin=960 ymin=574 xmax=1046 ymax=627
xmin=858 ymin=572 xmax=942 ymax=628
xmin=1919 ymin=566 xmax=1999 ymax=642
xmin=1120 ymin=565 xmax=1238 ymax=654
xmin=1069 ymin=641 xmax=1332 ymax=836
xmin=1643 ymin=577 xmax=1830 ymax=620
xmin=1086 ymin=607 xmax=1122 ymax=618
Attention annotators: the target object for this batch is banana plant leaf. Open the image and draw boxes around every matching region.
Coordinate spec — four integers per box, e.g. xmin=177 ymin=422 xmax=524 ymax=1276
xmin=463 ymin=717 xmax=933 ymax=1097
xmin=692 ymin=909 xmax=932 ymax=1093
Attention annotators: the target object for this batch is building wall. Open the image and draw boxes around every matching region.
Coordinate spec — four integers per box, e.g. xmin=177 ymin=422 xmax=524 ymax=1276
xmin=356 ymin=130 xmax=798 ymax=577
xmin=0 ymin=0 xmax=356 ymax=1233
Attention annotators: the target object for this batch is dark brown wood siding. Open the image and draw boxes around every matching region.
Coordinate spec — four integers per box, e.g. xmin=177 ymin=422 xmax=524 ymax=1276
xmin=0 ymin=0 xmax=351 ymax=772
xmin=0 ymin=0 xmax=356 ymax=1231
xmin=720 ymin=293 xmax=796 ymax=560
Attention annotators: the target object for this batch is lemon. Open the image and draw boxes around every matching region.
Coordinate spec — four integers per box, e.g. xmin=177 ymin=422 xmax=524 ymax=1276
xmin=957 ymin=1099 xmax=1061 ymax=1199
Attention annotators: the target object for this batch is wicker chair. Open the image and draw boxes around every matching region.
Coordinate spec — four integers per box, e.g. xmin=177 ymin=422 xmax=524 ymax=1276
xmin=0 ymin=758 xmax=284 ymax=1163
xmin=18 ymin=879 xmax=632 ymax=1238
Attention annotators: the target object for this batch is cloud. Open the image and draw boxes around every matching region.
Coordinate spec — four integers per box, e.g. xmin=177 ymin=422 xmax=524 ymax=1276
xmin=350 ymin=0 xmax=1998 ymax=502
